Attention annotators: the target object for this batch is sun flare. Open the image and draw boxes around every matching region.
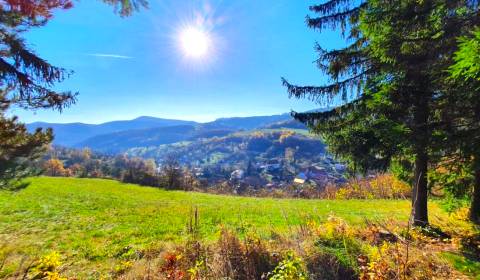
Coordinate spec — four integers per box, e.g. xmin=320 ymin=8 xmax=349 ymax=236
xmin=179 ymin=26 xmax=211 ymax=58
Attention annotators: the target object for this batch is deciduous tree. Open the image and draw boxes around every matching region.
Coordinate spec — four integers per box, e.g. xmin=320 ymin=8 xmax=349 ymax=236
xmin=43 ymin=158 xmax=66 ymax=177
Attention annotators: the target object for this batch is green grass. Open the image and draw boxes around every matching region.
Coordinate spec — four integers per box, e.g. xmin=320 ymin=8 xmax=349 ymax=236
xmin=0 ymin=177 xmax=446 ymax=277
xmin=441 ymin=252 xmax=480 ymax=279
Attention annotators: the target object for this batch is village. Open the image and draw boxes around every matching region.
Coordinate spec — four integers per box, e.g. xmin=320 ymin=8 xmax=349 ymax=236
xmin=131 ymin=130 xmax=348 ymax=192
xmin=196 ymin=155 xmax=347 ymax=191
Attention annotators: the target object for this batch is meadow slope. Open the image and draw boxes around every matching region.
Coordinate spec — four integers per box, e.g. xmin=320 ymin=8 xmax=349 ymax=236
xmin=0 ymin=177 xmax=461 ymax=278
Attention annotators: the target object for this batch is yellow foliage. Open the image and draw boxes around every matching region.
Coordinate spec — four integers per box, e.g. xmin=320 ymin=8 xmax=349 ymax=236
xmin=360 ymin=243 xmax=392 ymax=280
xmin=312 ymin=215 xmax=353 ymax=239
xmin=45 ymin=271 xmax=67 ymax=280
xmin=279 ymin=131 xmax=295 ymax=143
xmin=251 ymin=131 xmax=265 ymax=138
xmin=336 ymin=174 xmax=410 ymax=199
xmin=368 ymin=242 xmax=389 ymax=263
xmin=32 ymin=251 xmax=66 ymax=280
xmin=451 ymin=207 xmax=470 ymax=221
xmin=115 ymin=260 xmax=133 ymax=274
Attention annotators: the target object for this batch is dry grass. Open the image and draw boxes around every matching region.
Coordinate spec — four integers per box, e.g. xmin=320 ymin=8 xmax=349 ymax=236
xmin=2 ymin=214 xmax=478 ymax=279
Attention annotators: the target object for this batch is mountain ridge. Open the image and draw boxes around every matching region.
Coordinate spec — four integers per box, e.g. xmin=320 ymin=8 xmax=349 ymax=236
xmin=27 ymin=117 xmax=199 ymax=146
xmin=27 ymin=113 xmax=298 ymax=150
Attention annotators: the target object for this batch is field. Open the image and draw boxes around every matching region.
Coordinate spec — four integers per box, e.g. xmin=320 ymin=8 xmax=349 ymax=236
xmin=0 ymin=177 xmax=477 ymax=279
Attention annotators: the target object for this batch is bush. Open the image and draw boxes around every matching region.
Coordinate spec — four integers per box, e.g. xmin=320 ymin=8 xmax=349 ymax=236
xmin=30 ymin=251 xmax=66 ymax=280
xmin=267 ymin=252 xmax=307 ymax=280
xmin=214 ymin=228 xmax=275 ymax=279
xmin=335 ymin=173 xmax=410 ymax=199
xmin=310 ymin=216 xmax=363 ymax=276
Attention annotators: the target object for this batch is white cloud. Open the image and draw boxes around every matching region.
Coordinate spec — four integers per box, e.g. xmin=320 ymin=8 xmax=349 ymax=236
xmin=85 ymin=53 xmax=133 ymax=59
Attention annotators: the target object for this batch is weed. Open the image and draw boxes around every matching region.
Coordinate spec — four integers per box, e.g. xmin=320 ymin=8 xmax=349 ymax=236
xmin=159 ymin=251 xmax=185 ymax=280
xmin=267 ymin=251 xmax=307 ymax=280
xmin=30 ymin=251 xmax=66 ymax=280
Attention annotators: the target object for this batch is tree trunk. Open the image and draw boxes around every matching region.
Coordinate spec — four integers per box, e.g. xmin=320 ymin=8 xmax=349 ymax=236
xmin=411 ymin=149 xmax=429 ymax=226
xmin=470 ymin=157 xmax=480 ymax=224
xmin=411 ymin=95 xmax=429 ymax=227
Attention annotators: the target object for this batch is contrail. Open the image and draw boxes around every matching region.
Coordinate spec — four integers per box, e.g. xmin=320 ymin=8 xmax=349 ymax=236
xmin=85 ymin=53 xmax=133 ymax=59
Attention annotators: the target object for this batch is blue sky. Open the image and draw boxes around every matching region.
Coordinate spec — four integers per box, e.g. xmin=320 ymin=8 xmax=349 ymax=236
xmin=14 ymin=0 xmax=343 ymax=124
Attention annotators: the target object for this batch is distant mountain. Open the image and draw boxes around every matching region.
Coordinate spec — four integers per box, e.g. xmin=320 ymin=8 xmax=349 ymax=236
xmin=205 ymin=114 xmax=292 ymax=130
xmin=74 ymin=124 xmax=237 ymax=154
xmin=263 ymin=119 xmax=307 ymax=130
xmin=76 ymin=114 xmax=297 ymax=153
xmin=27 ymin=113 xmax=315 ymax=153
xmin=27 ymin=116 xmax=198 ymax=146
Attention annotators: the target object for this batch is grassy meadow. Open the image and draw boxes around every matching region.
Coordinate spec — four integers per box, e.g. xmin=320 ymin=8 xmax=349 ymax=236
xmin=0 ymin=177 xmax=477 ymax=279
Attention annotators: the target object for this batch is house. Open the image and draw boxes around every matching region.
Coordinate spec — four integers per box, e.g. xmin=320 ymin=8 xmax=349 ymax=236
xmin=294 ymin=172 xmax=307 ymax=184
xmin=294 ymin=177 xmax=306 ymax=184
xmin=230 ymin=169 xmax=245 ymax=180
xmin=193 ymin=167 xmax=204 ymax=177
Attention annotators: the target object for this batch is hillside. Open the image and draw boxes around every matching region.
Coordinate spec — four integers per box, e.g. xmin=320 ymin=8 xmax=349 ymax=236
xmin=125 ymin=130 xmax=346 ymax=187
xmin=1 ymin=177 xmax=478 ymax=279
xmin=74 ymin=124 xmax=236 ymax=154
xmin=27 ymin=116 xmax=198 ymax=146
xmin=126 ymin=129 xmax=324 ymax=163
xmin=27 ymin=114 xmax=296 ymax=149
xmin=0 ymin=177 xmax=417 ymax=277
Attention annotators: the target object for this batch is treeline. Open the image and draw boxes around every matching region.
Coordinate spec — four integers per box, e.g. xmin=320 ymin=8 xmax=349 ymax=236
xmin=40 ymin=147 xmax=200 ymax=191
xmin=40 ymin=147 xmax=413 ymax=201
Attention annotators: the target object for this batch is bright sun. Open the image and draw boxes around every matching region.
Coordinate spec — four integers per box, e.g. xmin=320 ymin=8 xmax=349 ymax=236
xmin=179 ymin=27 xmax=210 ymax=58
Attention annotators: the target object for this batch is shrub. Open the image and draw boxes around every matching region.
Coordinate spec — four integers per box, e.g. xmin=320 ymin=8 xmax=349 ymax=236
xmin=159 ymin=251 xmax=185 ymax=280
xmin=336 ymin=173 xmax=410 ymax=199
xmin=267 ymin=252 xmax=307 ymax=280
xmin=306 ymin=215 xmax=363 ymax=277
xmin=305 ymin=250 xmax=357 ymax=280
xmin=31 ymin=251 xmax=66 ymax=280
xmin=213 ymin=228 xmax=275 ymax=279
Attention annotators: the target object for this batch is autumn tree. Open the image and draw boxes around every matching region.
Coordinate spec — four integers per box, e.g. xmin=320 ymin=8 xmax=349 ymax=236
xmin=181 ymin=167 xmax=198 ymax=191
xmin=160 ymin=155 xmax=183 ymax=190
xmin=43 ymin=158 xmax=66 ymax=177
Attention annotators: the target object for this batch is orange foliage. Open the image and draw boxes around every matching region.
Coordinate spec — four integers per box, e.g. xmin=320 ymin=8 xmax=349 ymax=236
xmin=159 ymin=252 xmax=185 ymax=279
xmin=43 ymin=158 xmax=67 ymax=177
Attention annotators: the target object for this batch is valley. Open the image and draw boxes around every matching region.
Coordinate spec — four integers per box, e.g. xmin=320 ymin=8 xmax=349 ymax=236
xmin=31 ymin=114 xmax=347 ymax=190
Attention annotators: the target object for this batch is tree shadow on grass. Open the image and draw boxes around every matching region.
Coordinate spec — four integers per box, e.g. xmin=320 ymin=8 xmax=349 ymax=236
xmin=2 ymin=180 xmax=31 ymax=192
xmin=461 ymin=232 xmax=480 ymax=260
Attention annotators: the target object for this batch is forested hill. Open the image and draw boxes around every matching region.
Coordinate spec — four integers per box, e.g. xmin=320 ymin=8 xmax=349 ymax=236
xmin=27 ymin=113 xmax=298 ymax=150
xmin=26 ymin=116 xmax=197 ymax=146
xmin=75 ymin=124 xmax=236 ymax=154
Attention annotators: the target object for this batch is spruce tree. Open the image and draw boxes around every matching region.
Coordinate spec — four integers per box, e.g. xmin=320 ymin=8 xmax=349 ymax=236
xmin=0 ymin=94 xmax=52 ymax=188
xmin=284 ymin=0 xmax=479 ymax=226
xmin=445 ymin=29 xmax=480 ymax=223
